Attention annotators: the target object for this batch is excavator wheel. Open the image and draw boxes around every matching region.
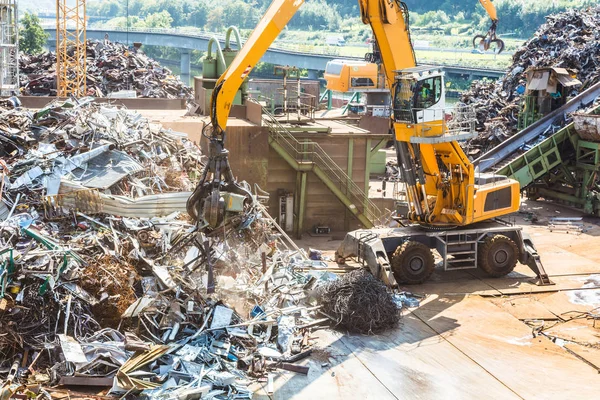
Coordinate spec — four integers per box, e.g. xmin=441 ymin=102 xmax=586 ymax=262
xmin=478 ymin=235 xmax=519 ymax=277
xmin=391 ymin=241 xmax=435 ymax=284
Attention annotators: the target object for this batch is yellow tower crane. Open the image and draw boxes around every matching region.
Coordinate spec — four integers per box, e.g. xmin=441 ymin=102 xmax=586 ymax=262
xmin=56 ymin=0 xmax=86 ymax=97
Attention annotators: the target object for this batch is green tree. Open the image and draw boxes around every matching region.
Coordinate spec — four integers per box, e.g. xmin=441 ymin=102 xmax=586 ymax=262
xmin=206 ymin=7 xmax=225 ymax=32
xmin=105 ymin=16 xmax=145 ymax=29
xmin=223 ymin=0 xmax=257 ymax=29
xmin=146 ymin=10 xmax=174 ymax=28
xmin=185 ymin=3 xmax=208 ymax=28
xmin=19 ymin=12 xmax=49 ymax=54
xmin=95 ymin=0 xmax=123 ymax=18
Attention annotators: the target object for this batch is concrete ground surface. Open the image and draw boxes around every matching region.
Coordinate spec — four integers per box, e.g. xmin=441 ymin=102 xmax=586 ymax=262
xmin=251 ymin=199 xmax=600 ymax=399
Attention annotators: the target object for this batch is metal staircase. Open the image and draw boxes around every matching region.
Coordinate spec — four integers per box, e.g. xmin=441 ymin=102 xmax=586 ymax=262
xmin=260 ymin=104 xmax=383 ymax=228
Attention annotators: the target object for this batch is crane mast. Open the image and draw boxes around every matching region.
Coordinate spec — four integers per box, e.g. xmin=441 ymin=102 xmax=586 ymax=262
xmin=56 ymin=0 xmax=87 ymax=97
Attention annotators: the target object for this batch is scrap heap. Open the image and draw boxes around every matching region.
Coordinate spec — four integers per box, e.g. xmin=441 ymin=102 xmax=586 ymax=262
xmin=0 ymin=98 xmax=328 ymax=398
xmin=19 ymin=39 xmax=193 ymax=99
xmin=462 ymin=6 xmax=600 ymax=153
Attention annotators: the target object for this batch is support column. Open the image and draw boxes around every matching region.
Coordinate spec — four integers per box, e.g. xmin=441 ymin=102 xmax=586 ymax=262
xmin=345 ymin=138 xmax=354 ymax=232
xmin=294 ymin=171 xmax=307 ymax=239
xmin=0 ymin=0 xmax=19 ymax=96
xmin=307 ymin=69 xmax=319 ymax=80
xmin=180 ymin=48 xmax=191 ymax=86
xmin=364 ymin=138 xmax=372 ymax=212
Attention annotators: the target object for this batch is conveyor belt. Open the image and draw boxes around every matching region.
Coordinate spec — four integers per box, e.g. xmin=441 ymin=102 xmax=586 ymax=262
xmin=475 ymin=80 xmax=600 ymax=173
xmin=493 ymin=124 xmax=578 ymax=188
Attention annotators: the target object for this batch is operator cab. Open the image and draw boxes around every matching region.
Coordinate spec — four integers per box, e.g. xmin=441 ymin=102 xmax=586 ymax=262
xmin=393 ymin=66 xmax=445 ymax=124
xmin=392 ymin=66 xmax=476 ymax=144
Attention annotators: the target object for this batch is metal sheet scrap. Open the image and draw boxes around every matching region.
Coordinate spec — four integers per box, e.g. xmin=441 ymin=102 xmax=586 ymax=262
xmin=0 ymin=99 xmax=328 ymax=399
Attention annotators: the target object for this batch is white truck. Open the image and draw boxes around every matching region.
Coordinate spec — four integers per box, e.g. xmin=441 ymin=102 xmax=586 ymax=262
xmin=326 ymin=35 xmax=345 ymax=46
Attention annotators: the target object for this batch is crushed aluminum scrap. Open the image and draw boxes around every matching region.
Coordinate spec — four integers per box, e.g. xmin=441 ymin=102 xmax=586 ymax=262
xmin=19 ymin=39 xmax=193 ymax=99
xmin=462 ymin=6 xmax=600 ymax=154
xmin=0 ymin=98 xmax=331 ymax=398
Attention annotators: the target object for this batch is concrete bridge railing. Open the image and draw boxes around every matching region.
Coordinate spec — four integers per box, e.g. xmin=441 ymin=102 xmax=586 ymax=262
xmin=42 ymin=25 xmax=507 ymax=83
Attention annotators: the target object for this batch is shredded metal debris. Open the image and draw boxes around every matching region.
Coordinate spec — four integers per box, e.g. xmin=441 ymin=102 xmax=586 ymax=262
xmin=0 ymin=98 xmax=334 ymax=398
xmin=316 ymin=269 xmax=401 ymax=334
xmin=462 ymin=6 xmax=600 ymax=154
xmin=19 ymin=39 xmax=193 ymax=99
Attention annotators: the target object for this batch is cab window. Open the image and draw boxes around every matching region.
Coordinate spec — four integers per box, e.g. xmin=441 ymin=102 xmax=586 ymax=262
xmin=393 ymin=78 xmax=414 ymax=122
xmin=414 ymin=76 xmax=442 ymax=109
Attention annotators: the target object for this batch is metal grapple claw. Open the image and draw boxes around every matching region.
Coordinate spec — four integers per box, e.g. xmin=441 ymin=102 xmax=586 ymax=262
xmin=186 ymin=137 xmax=253 ymax=231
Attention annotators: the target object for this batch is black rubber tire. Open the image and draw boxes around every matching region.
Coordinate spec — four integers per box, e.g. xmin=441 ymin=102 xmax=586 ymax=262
xmin=391 ymin=241 xmax=435 ymax=284
xmin=478 ymin=235 xmax=519 ymax=277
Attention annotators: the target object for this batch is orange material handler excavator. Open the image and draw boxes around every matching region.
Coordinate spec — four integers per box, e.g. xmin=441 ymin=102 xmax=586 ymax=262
xmin=186 ymin=0 xmax=552 ymax=288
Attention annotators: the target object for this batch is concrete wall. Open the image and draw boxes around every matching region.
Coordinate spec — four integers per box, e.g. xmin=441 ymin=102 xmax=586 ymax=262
xmin=359 ymin=115 xmax=391 ymax=136
xmin=264 ymin=133 xmax=372 ymax=233
xmin=159 ymin=114 xmax=379 ymax=233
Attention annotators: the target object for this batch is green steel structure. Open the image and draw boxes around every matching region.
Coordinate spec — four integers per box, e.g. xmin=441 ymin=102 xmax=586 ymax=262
xmin=261 ymin=104 xmax=386 ymax=237
xmin=496 ymin=110 xmax=600 ymax=216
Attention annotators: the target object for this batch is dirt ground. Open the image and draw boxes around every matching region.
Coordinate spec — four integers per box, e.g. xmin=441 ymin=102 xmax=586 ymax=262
xmin=252 ymin=198 xmax=600 ymax=399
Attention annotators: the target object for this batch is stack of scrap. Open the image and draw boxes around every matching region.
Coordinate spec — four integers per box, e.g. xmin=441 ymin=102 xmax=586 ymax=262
xmin=0 ymin=99 xmax=328 ymax=398
xmin=462 ymin=6 xmax=600 ymax=152
xmin=317 ymin=269 xmax=400 ymax=334
xmin=19 ymin=39 xmax=193 ymax=99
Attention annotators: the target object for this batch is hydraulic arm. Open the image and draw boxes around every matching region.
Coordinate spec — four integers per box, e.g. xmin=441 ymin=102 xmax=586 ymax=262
xmin=186 ymin=0 xmax=304 ymax=228
xmin=187 ymin=0 xmax=515 ymax=232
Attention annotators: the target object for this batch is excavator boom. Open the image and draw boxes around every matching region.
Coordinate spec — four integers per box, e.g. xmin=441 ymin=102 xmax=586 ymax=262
xmin=188 ymin=0 xmax=512 ymax=232
xmin=357 ymin=0 xmax=415 ymax=88
xmin=211 ymin=0 xmax=304 ymax=133
xmin=479 ymin=0 xmax=497 ymax=21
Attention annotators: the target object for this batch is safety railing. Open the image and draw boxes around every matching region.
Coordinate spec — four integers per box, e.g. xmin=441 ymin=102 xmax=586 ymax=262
xmin=258 ymin=101 xmax=383 ymax=225
xmin=273 ymin=88 xmax=317 ymax=122
xmin=396 ymin=105 xmax=477 ymax=141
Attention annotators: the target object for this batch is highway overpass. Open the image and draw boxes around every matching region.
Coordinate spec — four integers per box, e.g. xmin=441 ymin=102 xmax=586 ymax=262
xmin=44 ymin=27 xmax=506 ymax=82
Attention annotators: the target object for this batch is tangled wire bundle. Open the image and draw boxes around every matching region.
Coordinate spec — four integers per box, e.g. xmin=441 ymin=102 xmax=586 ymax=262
xmin=317 ymin=270 xmax=400 ymax=334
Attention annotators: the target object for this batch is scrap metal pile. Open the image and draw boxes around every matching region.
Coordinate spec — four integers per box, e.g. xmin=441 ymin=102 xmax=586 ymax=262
xmin=317 ymin=270 xmax=400 ymax=334
xmin=0 ymin=98 xmax=330 ymax=398
xmin=19 ymin=39 xmax=193 ymax=99
xmin=462 ymin=6 xmax=600 ymax=152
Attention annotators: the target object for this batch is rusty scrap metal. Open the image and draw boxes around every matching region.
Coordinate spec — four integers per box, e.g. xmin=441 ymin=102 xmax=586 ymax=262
xmin=317 ymin=269 xmax=401 ymax=334
xmin=0 ymin=99 xmax=329 ymax=398
xmin=19 ymin=39 xmax=193 ymax=99
xmin=462 ymin=6 xmax=600 ymax=154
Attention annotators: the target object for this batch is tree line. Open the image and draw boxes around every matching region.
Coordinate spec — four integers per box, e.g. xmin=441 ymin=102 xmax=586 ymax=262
xmin=86 ymin=0 xmax=597 ymax=38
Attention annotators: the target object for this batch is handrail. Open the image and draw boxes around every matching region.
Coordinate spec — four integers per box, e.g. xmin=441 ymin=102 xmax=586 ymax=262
xmin=256 ymin=100 xmax=383 ymax=224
